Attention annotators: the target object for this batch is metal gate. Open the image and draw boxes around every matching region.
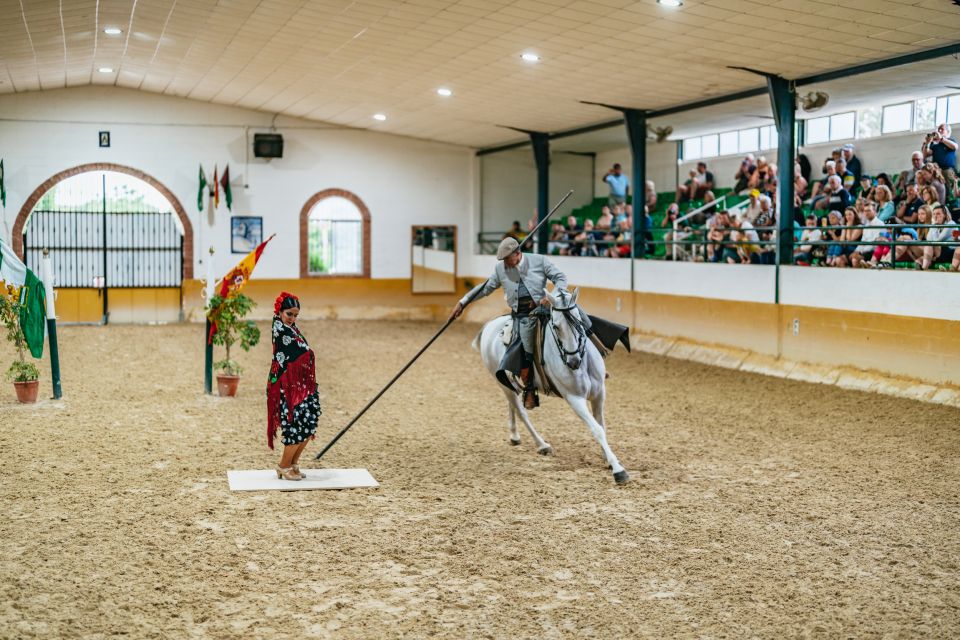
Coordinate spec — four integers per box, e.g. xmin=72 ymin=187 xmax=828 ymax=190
xmin=22 ymin=174 xmax=183 ymax=323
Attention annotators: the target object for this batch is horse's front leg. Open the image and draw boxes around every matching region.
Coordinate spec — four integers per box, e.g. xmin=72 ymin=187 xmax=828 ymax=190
xmin=501 ymin=388 xmax=521 ymax=446
xmin=567 ymin=395 xmax=629 ymax=484
xmin=504 ymin=389 xmax=553 ymax=455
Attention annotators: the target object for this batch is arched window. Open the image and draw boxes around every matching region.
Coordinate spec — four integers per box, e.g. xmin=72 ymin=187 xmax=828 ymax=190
xmin=15 ymin=165 xmax=191 ymax=286
xmin=299 ymin=189 xmax=370 ymax=278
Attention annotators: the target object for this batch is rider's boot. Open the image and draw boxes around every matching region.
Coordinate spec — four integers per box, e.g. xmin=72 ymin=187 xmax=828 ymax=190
xmin=520 ymin=366 xmax=538 ymax=410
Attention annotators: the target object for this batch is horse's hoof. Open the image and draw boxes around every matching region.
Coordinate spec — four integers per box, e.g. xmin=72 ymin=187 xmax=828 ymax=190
xmin=509 ymin=438 xmax=521 ymax=446
xmin=538 ymin=445 xmax=554 ymax=456
xmin=613 ymin=470 xmax=631 ymax=485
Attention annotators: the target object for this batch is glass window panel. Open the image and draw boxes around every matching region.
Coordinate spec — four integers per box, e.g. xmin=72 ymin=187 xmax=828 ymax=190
xmin=830 ymin=112 xmax=855 ymax=140
xmin=738 ymin=128 xmax=759 ymax=152
xmin=767 ymin=125 xmax=778 ymax=148
xmin=882 ymin=102 xmax=912 ymax=134
xmin=948 ymin=95 xmax=960 ymax=124
xmin=759 ymin=126 xmax=770 ymax=150
xmin=858 ymin=106 xmax=881 ymax=138
xmin=935 ymin=97 xmax=949 ymax=127
xmin=682 ymin=137 xmax=701 ymax=160
xmin=719 ymin=131 xmax=738 ymax=156
xmin=700 ymin=134 xmax=719 ymax=158
xmin=806 ymin=116 xmax=830 ymax=144
xmin=915 ymin=97 xmax=937 ymax=131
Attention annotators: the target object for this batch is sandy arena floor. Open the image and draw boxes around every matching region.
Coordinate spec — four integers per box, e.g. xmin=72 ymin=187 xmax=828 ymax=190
xmin=1 ymin=319 xmax=959 ymax=638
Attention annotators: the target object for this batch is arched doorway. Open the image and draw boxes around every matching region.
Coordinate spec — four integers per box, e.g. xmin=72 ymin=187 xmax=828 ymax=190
xmin=13 ymin=164 xmax=193 ymax=323
xmin=299 ymin=189 xmax=371 ymax=278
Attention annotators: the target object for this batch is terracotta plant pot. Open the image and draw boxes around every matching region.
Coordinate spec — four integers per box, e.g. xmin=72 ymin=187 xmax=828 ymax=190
xmin=13 ymin=380 xmax=39 ymax=404
xmin=216 ymin=374 xmax=240 ymax=397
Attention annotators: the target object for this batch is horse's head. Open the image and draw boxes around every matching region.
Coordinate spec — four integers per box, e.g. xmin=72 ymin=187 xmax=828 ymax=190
xmin=548 ymin=287 xmax=585 ymax=370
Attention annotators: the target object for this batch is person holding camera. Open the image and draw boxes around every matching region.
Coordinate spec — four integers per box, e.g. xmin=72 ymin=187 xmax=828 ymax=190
xmin=922 ymin=124 xmax=958 ymax=189
xmin=603 ymin=163 xmax=630 ymax=207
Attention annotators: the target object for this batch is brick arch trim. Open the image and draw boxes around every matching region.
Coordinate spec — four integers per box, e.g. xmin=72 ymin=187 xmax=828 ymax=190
xmin=12 ymin=163 xmax=194 ymax=278
xmin=299 ymin=188 xmax=371 ymax=278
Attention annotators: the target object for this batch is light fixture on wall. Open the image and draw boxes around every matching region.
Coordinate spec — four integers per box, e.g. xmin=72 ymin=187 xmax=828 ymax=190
xmin=98 ymin=67 xmax=114 ymax=73
xmin=103 ymin=27 xmax=123 ymax=35
xmin=436 ymin=88 xmax=452 ymax=97
xmin=657 ymin=0 xmax=683 ymax=6
xmin=521 ymin=52 xmax=540 ymax=63
xmin=373 ymin=113 xmax=387 ymax=121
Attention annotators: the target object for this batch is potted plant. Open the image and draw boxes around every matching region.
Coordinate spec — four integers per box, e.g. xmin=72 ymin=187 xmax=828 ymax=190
xmin=208 ymin=293 xmax=260 ymax=397
xmin=1 ymin=284 xmax=41 ymax=403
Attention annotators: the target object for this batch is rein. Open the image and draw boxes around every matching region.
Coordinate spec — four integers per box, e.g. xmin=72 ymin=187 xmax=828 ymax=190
xmin=549 ymin=305 xmax=586 ymax=368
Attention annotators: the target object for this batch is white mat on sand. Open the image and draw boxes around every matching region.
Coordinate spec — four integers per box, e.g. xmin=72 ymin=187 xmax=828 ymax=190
xmin=227 ymin=468 xmax=379 ymax=491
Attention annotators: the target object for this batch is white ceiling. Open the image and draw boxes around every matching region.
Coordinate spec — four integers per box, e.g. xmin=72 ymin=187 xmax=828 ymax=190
xmin=1 ymin=0 xmax=959 ymax=149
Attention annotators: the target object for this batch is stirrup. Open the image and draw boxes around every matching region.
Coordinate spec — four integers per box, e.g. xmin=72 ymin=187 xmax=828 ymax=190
xmin=523 ymin=388 xmax=539 ymax=409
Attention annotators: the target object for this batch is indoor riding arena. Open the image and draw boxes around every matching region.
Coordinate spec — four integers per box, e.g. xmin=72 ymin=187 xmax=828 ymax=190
xmin=2 ymin=2 xmax=959 ymax=638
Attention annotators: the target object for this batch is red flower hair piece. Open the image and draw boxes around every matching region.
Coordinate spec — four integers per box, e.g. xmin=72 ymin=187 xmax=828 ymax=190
xmin=274 ymin=291 xmax=299 ymax=316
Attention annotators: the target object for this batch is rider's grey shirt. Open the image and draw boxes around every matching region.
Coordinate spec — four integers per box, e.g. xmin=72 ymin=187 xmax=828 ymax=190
xmin=461 ymin=253 xmax=567 ymax=312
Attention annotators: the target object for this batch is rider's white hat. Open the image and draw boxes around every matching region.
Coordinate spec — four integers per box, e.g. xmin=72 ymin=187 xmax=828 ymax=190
xmin=496 ymin=237 xmax=520 ymax=260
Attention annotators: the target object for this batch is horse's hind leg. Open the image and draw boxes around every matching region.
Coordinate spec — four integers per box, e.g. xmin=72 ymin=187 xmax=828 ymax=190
xmin=502 ymin=388 xmax=521 ymax=446
xmin=567 ymin=395 xmax=629 ymax=484
xmin=504 ymin=389 xmax=552 ymax=455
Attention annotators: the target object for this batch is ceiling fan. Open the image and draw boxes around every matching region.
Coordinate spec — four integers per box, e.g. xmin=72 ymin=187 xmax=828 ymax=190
xmin=799 ymin=91 xmax=829 ymax=112
xmin=647 ymin=125 xmax=673 ymax=143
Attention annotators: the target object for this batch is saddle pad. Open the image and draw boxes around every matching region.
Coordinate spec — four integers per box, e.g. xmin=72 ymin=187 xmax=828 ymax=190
xmin=500 ymin=318 xmax=513 ymax=345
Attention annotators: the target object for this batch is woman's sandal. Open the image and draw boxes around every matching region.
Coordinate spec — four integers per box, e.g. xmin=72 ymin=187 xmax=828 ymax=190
xmin=292 ymin=464 xmax=306 ymax=478
xmin=276 ymin=466 xmax=303 ymax=481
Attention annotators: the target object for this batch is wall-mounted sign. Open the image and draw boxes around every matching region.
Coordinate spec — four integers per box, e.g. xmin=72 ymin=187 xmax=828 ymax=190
xmin=99 ymin=131 xmax=111 ymax=147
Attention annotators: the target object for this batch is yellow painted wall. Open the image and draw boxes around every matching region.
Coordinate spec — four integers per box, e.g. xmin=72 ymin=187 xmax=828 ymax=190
xmin=54 ymin=288 xmax=181 ymax=324
xmin=52 ymin=278 xmax=960 ymax=388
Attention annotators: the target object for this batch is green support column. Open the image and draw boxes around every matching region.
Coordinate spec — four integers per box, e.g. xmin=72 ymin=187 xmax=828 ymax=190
xmin=529 ymin=132 xmax=550 ymax=255
xmin=622 ymin=109 xmax=647 ymax=259
xmin=768 ymin=75 xmax=796 ymax=265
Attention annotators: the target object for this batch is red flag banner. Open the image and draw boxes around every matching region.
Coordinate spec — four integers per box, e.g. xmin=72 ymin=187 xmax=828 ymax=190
xmin=207 ymin=234 xmax=275 ymax=342
xmin=212 ymin=164 xmax=220 ymax=209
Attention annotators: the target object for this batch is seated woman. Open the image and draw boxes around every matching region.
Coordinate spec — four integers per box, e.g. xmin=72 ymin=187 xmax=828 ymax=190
xmin=874 ymin=184 xmax=896 ymax=222
xmin=894 ymin=204 xmax=932 ymax=264
xmin=832 ymin=207 xmax=863 ymax=268
xmin=917 ymin=205 xmax=958 ymax=270
xmin=823 ymin=210 xmax=844 ymax=266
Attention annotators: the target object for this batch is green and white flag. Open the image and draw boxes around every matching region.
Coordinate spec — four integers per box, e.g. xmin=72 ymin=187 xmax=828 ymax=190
xmin=0 ymin=239 xmax=45 ymax=358
xmin=198 ymin=164 xmax=207 ymax=212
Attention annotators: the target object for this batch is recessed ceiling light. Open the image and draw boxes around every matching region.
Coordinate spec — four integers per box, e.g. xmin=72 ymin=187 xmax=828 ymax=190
xmin=521 ymin=52 xmax=540 ymax=63
xmin=657 ymin=0 xmax=683 ymax=6
xmin=98 ymin=67 xmax=114 ymax=73
xmin=373 ymin=113 xmax=386 ymax=121
xmin=437 ymin=88 xmax=452 ymax=97
xmin=103 ymin=27 xmax=123 ymax=35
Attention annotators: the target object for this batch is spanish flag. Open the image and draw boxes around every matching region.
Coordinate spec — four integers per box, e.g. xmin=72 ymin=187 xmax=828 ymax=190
xmin=207 ymin=234 xmax=274 ymax=342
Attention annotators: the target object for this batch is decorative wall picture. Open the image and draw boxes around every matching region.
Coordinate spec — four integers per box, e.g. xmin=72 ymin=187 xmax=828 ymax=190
xmin=231 ymin=216 xmax=262 ymax=253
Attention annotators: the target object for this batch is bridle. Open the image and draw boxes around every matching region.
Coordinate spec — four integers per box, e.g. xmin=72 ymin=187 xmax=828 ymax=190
xmin=550 ymin=291 xmax=586 ymax=369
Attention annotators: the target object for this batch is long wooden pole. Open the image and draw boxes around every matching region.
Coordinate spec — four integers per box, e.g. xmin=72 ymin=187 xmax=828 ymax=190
xmin=313 ymin=189 xmax=574 ymax=462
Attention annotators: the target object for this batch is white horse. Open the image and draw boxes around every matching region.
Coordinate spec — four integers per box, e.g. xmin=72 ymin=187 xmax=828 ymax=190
xmin=472 ymin=287 xmax=630 ymax=485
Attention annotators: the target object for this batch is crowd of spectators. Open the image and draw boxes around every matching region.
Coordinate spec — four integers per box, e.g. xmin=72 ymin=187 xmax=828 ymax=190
xmin=501 ymin=124 xmax=959 ymax=271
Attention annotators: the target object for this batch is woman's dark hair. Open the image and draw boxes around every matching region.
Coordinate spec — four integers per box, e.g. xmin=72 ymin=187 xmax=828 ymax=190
xmin=280 ymin=296 xmax=301 ymax=311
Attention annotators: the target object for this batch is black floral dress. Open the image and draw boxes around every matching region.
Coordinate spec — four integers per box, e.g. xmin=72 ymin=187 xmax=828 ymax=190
xmin=266 ymin=318 xmax=322 ymax=448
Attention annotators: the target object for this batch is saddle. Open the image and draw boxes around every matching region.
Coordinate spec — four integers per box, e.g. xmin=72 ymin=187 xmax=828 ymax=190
xmin=495 ymin=314 xmax=560 ymax=398
xmin=494 ymin=311 xmax=630 ymax=398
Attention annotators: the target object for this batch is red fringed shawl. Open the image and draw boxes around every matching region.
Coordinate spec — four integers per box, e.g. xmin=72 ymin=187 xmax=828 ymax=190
xmin=266 ymin=318 xmax=317 ymax=449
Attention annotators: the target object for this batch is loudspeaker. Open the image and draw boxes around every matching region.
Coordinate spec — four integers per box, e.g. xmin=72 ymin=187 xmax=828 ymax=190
xmin=253 ymin=133 xmax=283 ymax=158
